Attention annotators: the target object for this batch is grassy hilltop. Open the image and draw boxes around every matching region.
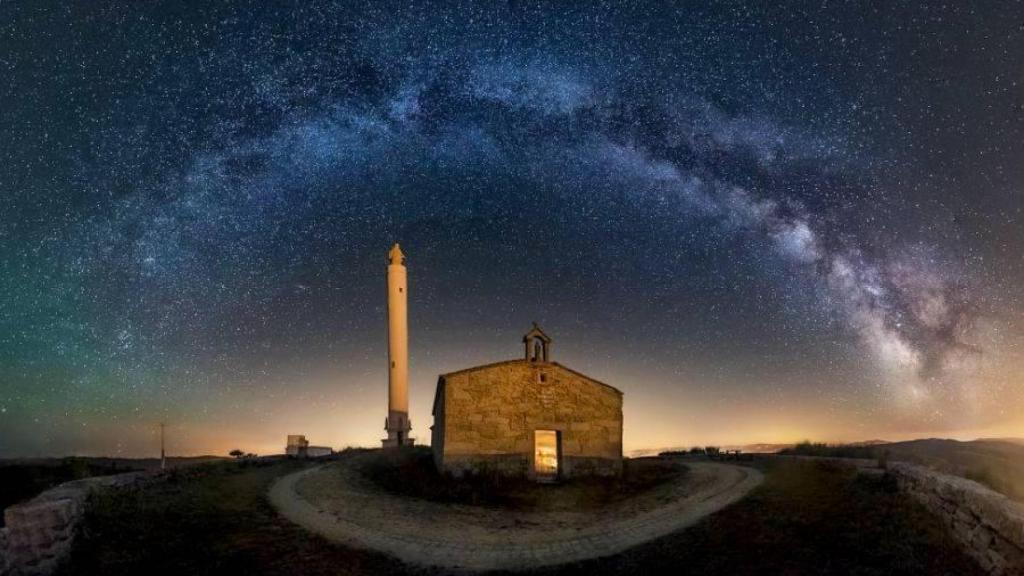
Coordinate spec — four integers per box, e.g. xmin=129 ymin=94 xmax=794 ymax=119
xmin=49 ymin=453 xmax=983 ymax=576
xmin=783 ymin=438 xmax=1024 ymax=502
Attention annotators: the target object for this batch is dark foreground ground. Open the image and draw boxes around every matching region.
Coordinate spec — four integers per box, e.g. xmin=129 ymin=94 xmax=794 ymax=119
xmin=52 ymin=453 xmax=983 ymax=576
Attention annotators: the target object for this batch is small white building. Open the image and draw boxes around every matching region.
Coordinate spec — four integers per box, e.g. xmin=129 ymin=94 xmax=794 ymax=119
xmin=286 ymin=435 xmax=332 ymax=458
xmin=305 ymin=445 xmax=333 ymax=457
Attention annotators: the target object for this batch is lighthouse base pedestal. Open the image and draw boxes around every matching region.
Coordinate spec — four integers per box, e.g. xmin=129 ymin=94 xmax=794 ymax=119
xmin=382 ymin=413 xmax=414 ymax=448
xmin=381 ymin=436 xmax=415 ymax=448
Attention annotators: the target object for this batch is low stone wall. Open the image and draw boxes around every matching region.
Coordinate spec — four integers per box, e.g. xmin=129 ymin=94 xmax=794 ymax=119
xmin=0 ymin=527 xmax=9 ymax=575
xmin=888 ymin=462 xmax=1024 ymax=575
xmin=1 ymin=472 xmax=146 ymax=576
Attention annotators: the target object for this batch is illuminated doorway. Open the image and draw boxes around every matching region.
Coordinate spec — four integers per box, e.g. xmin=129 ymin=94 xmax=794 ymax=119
xmin=534 ymin=429 xmax=560 ymax=479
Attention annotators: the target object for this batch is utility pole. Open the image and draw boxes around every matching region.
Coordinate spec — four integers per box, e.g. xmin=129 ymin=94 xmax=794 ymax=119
xmin=160 ymin=422 xmax=166 ymax=470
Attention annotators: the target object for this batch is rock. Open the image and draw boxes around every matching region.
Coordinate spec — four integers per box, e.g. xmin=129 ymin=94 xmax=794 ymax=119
xmin=2 ymin=470 xmax=152 ymax=576
xmin=888 ymin=463 xmax=1024 ymax=575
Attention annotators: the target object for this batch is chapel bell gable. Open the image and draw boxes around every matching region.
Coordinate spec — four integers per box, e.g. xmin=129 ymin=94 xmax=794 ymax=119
xmin=523 ymin=323 xmax=552 ymax=362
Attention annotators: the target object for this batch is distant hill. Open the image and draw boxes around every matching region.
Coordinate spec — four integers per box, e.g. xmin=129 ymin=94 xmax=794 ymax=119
xmin=846 ymin=439 xmax=890 ymax=447
xmin=629 ymin=443 xmax=793 ymax=458
xmin=976 ymin=437 xmax=1024 ymax=446
xmin=631 ymin=440 xmax=894 ymax=458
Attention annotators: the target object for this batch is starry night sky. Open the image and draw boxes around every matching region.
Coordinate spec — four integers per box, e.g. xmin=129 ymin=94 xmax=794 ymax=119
xmin=2 ymin=2 xmax=1023 ymax=457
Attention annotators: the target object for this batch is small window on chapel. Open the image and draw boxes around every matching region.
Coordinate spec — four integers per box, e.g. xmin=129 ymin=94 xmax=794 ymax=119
xmin=539 ymin=374 xmax=547 ymax=383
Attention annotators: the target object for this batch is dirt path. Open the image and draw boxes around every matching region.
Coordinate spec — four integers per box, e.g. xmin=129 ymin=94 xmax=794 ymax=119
xmin=268 ymin=453 xmax=765 ymax=569
xmin=268 ymin=456 xmax=762 ymax=571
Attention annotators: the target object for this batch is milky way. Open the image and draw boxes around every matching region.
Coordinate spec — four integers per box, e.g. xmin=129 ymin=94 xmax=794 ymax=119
xmin=2 ymin=2 xmax=1022 ymax=456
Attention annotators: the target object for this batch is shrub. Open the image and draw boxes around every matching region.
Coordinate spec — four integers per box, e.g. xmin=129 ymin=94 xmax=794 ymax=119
xmin=780 ymin=441 xmax=876 ymax=459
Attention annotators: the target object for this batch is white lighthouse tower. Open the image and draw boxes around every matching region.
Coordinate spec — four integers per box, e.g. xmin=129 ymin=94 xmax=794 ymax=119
xmin=383 ymin=243 xmax=413 ymax=448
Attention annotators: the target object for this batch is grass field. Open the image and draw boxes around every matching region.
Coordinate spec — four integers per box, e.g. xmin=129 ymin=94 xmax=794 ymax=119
xmin=360 ymin=446 xmax=683 ymax=511
xmin=56 ymin=454 xmax=983 ymax=575
xmin=58 ymin=456 xmax=407 ymax=576
xmin=534 ymin=459 xmax=983 ymax=576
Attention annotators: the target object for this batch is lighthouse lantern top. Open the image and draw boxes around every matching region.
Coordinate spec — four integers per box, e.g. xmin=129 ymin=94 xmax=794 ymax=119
xmin=389 ymin=243 xmax=405 ymax=265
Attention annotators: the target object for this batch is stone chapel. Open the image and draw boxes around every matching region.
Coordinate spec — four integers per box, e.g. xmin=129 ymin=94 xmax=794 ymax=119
xmin=430 ymin=324 xmax=623 ymax=480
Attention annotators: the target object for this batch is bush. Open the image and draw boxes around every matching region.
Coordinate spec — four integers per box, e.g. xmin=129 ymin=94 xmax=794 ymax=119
xmin=779 ymin=441 xmax=876 ymax=459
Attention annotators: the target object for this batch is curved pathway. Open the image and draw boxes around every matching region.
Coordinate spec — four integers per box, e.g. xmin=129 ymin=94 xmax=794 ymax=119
xmin=269 ymin=455 xmax=762 ymax=571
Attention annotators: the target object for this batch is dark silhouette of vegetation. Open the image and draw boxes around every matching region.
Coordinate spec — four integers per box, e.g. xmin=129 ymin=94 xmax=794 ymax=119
xmin=229 ymin=449 xmax=244 ymax=459
xmin=659 ymin=447 xmax=750 ymax=460
xmin=779 ymin=441 xmax=876 ymax=459
xmin=878 ymin=449 xmax=890 ymax=470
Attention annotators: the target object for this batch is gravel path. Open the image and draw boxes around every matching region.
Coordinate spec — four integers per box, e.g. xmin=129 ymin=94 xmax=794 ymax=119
xmin=268 ymin=455 xmax=762 ymax=572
